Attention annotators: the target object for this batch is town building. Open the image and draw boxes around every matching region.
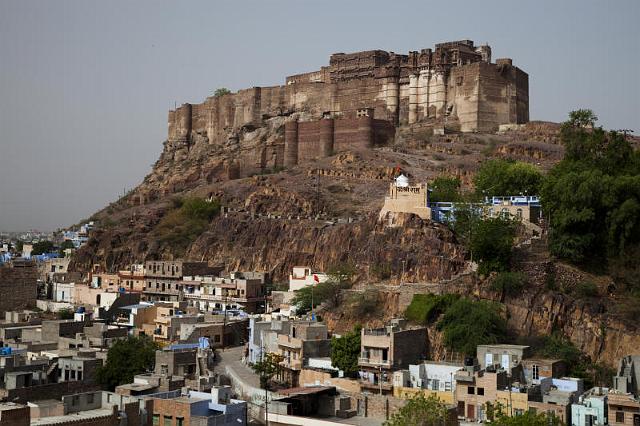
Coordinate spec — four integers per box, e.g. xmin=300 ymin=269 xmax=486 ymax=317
xmin=358 ymin=319 xmax=428 ymax=394
xmin=0 ymin=402 xmax=29 ymax=426
xmin=392 ymin=361 xmax=462 ymax=404
xmin=288 ymin=267 xmax=329 ymax=292
xmin=248 ymin=315 xmax=292 ymax=365
xmin=0 ymin=259 xmax=38 ymax=316
xmin=614 ymin=355 xmax=640 ymax=396
xmin=476 ymin=344 xmax=532 ymax=372
xmin=571 ymin=387 xmax=609 ymax=426
xmin=149 ymin=387 xmax=247 ymax=426
xmin=607 ymin=391 xmax=640 ymax=426
xmin=183 ymin=271 xmax=266 ymax=313
xmin=278 ymin=321 xmax=331 ymax=387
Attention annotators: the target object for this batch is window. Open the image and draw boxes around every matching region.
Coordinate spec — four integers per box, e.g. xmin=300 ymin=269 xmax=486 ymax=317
xmin=176 ymin=418 xmax=184 ymax=426
xmin=477 ymin=387 xmax=484 ymax=396
xmin=214 ymin=334 xmax=221 ymax=343
xmin=616 ymin=411 xmax=625 ymax=423
xmin=467 ymin=386 xmax=475 ymax=395
xmin=87 ymin=393 xmax=94 ymax=404
xmin=152 ymin=415 xmax=160 ymax=426
xmin=532 ymin=364 xmax=539 ymax=381
xmin=164 ymin=416 xmax=172 ymax=426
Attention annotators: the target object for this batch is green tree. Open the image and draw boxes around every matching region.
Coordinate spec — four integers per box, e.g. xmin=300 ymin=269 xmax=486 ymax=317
xmin=97 ymin=336 xmax=158 ymax=390
xmin=493 ymin=411 xmax=563 ymax=426
xmin=251 ymin=352 xmax=284 ymax=389
xmin=384 ymin=393 xmax=453 ymax=426
xmin=31 ymin=240 xmax=54 ymax=255
xmin=470 ymin=217 xmax=517 ymax=275
xmin=330 ymin=326 xmax=361 ymax=377
xmin=542 ymin=110 xmax=640 ymax=275
xmin=474 ymin=159 xmax=543 ymax=197
xmin=437 ymin=298 xmax=507 ymax=355
xmin=58 ymin=240 xmax=75 ymax=256
xmin=214 ymin=87 xmax=231 ymax=97
xmin=429 ymin=176 xmax=462 ymax=203
xmin=567 ymin=108 xmax=598 ymax=128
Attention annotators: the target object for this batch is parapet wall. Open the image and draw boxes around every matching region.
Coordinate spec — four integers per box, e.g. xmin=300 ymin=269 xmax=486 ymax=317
xmin=284 ymin=117 xmax=395 ymax=166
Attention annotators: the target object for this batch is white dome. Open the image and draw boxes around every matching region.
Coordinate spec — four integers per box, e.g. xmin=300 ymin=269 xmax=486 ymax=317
xmin=395 ymin=174 xmax=409 ymax=187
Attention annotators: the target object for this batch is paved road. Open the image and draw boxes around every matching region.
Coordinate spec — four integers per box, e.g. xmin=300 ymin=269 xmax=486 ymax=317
xmin=215 ymin=345 xmax=262 ymax=389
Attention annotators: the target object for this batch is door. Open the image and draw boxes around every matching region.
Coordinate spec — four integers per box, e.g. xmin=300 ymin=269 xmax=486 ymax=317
xmin=467 ymin=404 xmax=475 ymax=420
xmin=457 ymin=401 xmax=465 ymax=417
xmin=501 ymin=354 xmax=510 ymax=369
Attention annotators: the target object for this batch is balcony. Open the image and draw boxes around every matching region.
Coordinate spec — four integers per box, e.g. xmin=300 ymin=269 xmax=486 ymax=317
xmin=358 ymin=357 xmax=392 ymax=369
xmin=278 ymin=334 xmax=303 ymax=349
xmin=280 ymin=359 xmax=303 ymax=370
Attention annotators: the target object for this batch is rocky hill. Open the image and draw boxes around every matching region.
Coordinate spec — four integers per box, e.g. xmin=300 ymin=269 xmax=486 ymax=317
xmin=71 ymin=113 xmax=639 ymax=370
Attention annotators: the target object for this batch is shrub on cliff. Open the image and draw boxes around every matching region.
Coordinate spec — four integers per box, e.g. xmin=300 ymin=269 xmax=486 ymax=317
xmin=213 ymin=87 xmax=231 ymax=97
xmin=490 ymin=272 xmax=527 ymax=297
xmin=405 ymin=293 xmax=458 ymax=325
xmin=437 ymin=298 xmax=507 ymax=356
xmin=154 ymin=197 xmax=220 ymax=255
xmin=470 ymin=217 xmax=517 ymax=275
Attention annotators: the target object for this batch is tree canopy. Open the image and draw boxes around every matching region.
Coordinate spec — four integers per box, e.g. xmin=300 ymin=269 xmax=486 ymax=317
xmin=31 ymin=240 xmax=54 ymax=255
xmin=541 ymin=111 xmax=640 ymax=285
xmin=330 ymin=326 xmax=361 ymax=377
xmin=214 ymin=87 xmax=231 ymax=97
xmin=251 ymin=352 xmax=284 ymax=389
xmin=384 ymin=393 xmax=454 ymax=426
xmin=470 ymin=216 xmax=517 ymax=275
xmin=437 ymin=297 xmax=507 ymax=356
xmin=429 ymin=176 xmax=462 ymax=203
xmin=97 ymin=336 xmax=158 ymax=390
xmin=492 ymin=411 xmax=563 ymax=426
xmin=474 ymin=159 xmax=543 ymax=197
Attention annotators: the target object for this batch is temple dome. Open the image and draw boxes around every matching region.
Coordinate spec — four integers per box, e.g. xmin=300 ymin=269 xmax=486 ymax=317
xmin=395 ymin=174 xmax=409 ymax=187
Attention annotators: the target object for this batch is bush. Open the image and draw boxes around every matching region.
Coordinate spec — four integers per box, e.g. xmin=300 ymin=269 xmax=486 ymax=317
xmin=154 ymin=197 xmax=220 ymax=255
xmin=214 ymin=87 xmax=231 ymax=97
xmin=574 ymin=281 xmax=599 ymax=298
xmin=429 ymin=176 xmax=462 ymax=203
xmin=437 ymin=298 xmax=507 ymax=355
xmin=470 ymin=217 xmax=517 ymax=275
xmin=474 ymin=158 xmax=543 ymax=196
xmin=405 ymin=294 xmax=458 ymax=325
xmin=490 ymin=272 xmax=527 ymax=297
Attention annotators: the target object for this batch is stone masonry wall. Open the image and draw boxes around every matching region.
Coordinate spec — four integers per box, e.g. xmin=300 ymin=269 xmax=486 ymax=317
xmin=0 ymin=263 xmax=38 ymax=316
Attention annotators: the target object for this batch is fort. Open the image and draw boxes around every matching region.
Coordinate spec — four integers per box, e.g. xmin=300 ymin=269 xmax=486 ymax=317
xmin=161 ymin=40 xmax=528 ymax=181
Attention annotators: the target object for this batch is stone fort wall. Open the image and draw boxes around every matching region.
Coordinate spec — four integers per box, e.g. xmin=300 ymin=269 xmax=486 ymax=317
xmin=167 ymin=40 xmax=528 ymax=148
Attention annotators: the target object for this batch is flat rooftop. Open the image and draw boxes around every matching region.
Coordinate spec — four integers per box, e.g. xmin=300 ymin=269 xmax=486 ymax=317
xmin=31 ymin=408 xmax=113 ymax=425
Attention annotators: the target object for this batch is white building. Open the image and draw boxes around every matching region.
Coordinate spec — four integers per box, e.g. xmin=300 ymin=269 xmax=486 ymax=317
xmin=393 ymin=362 xmax=462 ymax=392
xmin=288 ymin=266 xmax=329 ymax=292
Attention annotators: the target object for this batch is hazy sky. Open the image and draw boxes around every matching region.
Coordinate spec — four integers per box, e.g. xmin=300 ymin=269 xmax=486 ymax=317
xmin=1 ymin=1 xmax=638 ymax=232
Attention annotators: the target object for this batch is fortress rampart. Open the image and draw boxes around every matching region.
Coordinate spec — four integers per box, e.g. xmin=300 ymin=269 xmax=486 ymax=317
xmin=160 ymin=40 xmax=528 ymax=182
